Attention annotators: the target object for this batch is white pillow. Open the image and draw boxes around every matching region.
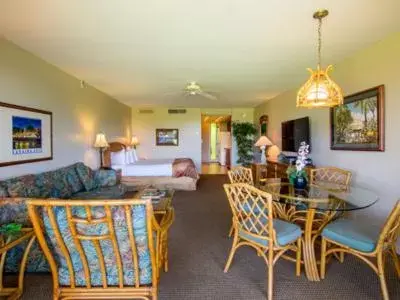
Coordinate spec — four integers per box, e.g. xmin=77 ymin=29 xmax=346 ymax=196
xmin=111 ymin=150 xmax=127 ymax=165
xmin=125 ymin=149 xmax=138 ymax=164
xmin=132 ymin=149 xmax=139 ymax=162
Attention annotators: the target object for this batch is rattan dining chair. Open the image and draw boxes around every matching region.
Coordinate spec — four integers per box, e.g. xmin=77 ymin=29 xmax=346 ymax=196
xmin=228 ymin=166 xmax=254 ymax=185
xmin=223 ymin=183 xmax=302 ymax=300
xmin=310 ymin=167 xmax=352 ymax=262
xmin=320 ymin=200 xmax=400 ymax=300
xmin=27 ymin=198 xmax=174 ymax=300
xmin=310 ymin=167 xmax=352 ymax=186
xmin=227 ymin=167 xmax=255 ymax=237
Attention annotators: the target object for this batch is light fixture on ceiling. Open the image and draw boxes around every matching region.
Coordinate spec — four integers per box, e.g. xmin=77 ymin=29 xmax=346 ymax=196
xmin=297 ymin=9 xmax=343 ymax=108
xmin=185 ymin=81 xmax=202 ymax=95
xmin=182 ymin=81 xmax=218 ymax=100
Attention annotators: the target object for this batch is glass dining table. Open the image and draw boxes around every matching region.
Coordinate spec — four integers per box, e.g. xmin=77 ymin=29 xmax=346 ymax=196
xmin=259 ymin=178 xmax=379 ymax=281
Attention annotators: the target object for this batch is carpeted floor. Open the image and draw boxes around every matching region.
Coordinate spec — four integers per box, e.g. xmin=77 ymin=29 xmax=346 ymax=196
xmin=9 ymin=175 xmax=400 ymax=299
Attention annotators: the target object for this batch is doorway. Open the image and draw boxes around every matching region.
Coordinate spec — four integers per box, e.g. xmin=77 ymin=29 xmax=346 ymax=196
xmin=201 ymin=115 xmax=232 ymax=174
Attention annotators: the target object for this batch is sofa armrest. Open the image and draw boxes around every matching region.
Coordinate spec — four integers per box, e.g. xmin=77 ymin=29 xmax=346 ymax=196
xmin=93 ymin=169 xmax=120 ymax=188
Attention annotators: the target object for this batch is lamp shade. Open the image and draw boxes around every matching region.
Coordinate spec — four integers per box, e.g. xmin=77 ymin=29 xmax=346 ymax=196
xmin=255 ymin=136 xmax=273 ymax=147
xmin=131 ymin=135 xmax=139 ymax=146
xmin=94 ymin=133 xmax=109 ymax=148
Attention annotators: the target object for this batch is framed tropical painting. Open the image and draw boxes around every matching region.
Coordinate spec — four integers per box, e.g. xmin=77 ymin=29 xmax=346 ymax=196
xmin=0 ymin=102 xmax=53 ymax=167
xmin=330 ymin=85 xmax=384 ymax=151
xmin=156 ymin=128 xmax=179 ymax=146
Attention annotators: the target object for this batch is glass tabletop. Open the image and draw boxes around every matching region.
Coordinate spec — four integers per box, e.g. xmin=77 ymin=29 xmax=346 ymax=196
xmin=260 ymin=179 xmax=379 ymax=211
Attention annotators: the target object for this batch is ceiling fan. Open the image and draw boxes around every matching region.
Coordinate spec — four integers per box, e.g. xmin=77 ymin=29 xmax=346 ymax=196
xmin=165 ymin=81 xmax=218 ymax=101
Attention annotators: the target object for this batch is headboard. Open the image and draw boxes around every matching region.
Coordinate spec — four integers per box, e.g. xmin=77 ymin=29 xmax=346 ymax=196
xmin=104 ymin=141 xmax=128 ymax=167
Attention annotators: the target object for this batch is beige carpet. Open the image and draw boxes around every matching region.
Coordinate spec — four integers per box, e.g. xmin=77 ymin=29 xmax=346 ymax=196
xmin=4 ymin=175 xmax=399 ymax=299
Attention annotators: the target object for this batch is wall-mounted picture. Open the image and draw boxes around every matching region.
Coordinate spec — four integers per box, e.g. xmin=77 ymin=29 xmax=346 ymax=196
xmin=156 ymin=129 xmax=179 ymax=146
xmin=259 ymin=115 xmax=268 ymax=136
xmin=0 ymin=102 xmax=53 ymax=167
xmin=12 ymin=116 xmax=42 ymax=154
xmin=330 ymin=85 xmax=384 ymax=151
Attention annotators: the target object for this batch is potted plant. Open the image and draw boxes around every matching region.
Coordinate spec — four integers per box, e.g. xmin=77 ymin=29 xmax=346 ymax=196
xmin=232 ymin=122 xmax=257 ymax=166
xmin=286 ymin=141 xmax=310 ymax=189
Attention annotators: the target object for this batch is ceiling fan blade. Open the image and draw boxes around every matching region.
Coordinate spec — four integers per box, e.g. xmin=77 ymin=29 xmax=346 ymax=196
xmin=199 ymin=91 xmax=218 ymax=101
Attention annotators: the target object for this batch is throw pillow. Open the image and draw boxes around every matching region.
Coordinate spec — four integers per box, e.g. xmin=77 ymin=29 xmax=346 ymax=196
xmin=75 ymin=163 xmax=95 ymax=191
xmin=94 ymin=169 xmax=117 ymax=188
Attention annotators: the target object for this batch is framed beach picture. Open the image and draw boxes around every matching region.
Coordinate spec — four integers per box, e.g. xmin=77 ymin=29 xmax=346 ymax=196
xmin=330 ymin=85 xmax=384 ymax=151
xmin=156 ymin=128 xmax=179 ymax=146
xmin=0 ymin=102 xmax=53 ymax=167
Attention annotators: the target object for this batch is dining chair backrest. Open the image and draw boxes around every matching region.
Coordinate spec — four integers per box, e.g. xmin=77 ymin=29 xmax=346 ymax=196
xmin=310 ymin=167 xmax=352 ymax=186
xmin=26 ymin=198 xmax=158 ymax=297
xmin=228 ymin=167 xmax=254 ymax=186
xmin=223 ymin=183 xmax=274 ymax=244
xmin=376 ymin=200 xmax=400 ymax=253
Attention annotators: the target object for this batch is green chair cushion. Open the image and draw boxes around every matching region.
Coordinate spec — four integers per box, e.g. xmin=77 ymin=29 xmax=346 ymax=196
xmin=322 ymin=219 xmax=380 ymax=253
xmin=239 ymin=218 xmax=301 ymax=247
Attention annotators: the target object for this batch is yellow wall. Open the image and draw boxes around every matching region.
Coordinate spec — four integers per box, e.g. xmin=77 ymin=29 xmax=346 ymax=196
xmin=254 ymin=32 xmax=400 ymax=249
xmin=0 ymin=38 xmax=131 ymax=179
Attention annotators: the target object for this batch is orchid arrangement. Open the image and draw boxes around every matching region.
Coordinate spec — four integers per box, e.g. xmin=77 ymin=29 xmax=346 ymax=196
xmin=287 ymin=141 xmax=310 ymax=184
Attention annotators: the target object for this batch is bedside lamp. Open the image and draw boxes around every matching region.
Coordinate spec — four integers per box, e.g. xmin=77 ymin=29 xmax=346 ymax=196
xmin=131 ymin=135 xmax=139 ymax=149
xmin=94 ymin=133 xmax=109 ymax=168
xmin=255 ymin=135 xmax=273 ymax=164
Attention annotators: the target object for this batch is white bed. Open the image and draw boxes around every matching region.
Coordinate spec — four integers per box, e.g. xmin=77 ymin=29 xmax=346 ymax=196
xmin=112 ymin=158 xmax=174 ymax=177
xmin=104 ymin=142 xmax=199 ymax=191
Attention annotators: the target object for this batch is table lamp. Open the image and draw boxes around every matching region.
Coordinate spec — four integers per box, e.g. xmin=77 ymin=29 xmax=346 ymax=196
xmin=131 ymin=135 xmax=139 ymax=149
xmin=94 ymin=133 xmax=109 ymax=168
xmin=255 ymin=135 xmax=273 ymax=164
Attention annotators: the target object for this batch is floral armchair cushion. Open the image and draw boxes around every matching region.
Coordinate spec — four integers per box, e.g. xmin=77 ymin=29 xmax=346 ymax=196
xmin=40 ymin=204 xmax=152 ymax=286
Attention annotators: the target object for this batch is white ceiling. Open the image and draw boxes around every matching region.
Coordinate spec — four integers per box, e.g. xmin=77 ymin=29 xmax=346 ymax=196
xmin=1 ymin=0 xmax=399 ymax=108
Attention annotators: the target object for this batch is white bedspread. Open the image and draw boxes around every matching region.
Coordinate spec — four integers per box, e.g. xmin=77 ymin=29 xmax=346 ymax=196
xmin=112 ymin=158 xmax=174 ymax=177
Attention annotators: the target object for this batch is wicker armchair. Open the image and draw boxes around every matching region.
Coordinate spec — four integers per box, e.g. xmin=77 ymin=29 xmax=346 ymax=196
xmin=27 ymin=198 xmax=174 ymax=300
xmin=321 ymin=200 xmax=400 ymax=300
xmin=223 ymin=183 xmax=302 ymax=299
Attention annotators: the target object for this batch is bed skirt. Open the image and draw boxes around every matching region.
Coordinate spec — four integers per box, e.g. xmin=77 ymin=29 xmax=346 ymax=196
xmin=121 ymin=176 xmax=198 ymax=191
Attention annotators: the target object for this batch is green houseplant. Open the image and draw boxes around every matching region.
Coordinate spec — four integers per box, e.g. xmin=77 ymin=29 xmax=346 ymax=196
xmin=232 ymin=121 xmax=257 ymax=166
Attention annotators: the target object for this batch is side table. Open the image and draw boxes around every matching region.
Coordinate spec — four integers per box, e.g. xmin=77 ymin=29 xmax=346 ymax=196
xmin=0 ymin=228 xmax=36 ymax=300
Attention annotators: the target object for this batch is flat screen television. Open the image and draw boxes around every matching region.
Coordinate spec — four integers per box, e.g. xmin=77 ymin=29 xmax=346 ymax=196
xmin=281 ymin=117 xmax=310 ymax=152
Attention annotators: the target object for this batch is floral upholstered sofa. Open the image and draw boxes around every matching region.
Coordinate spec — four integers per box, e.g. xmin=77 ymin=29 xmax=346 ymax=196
xmin=0 ymin=162 xmax=126 ymax=273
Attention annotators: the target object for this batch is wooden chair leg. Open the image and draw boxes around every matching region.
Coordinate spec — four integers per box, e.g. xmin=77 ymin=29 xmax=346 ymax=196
xmin=377 ymin=252 xmax=389 ymax=300
xmin=320 ymin=237 xmax=327 ymax=280
xmin=267 ymin=248 xmax=274 ymax=300
xmin=391 ymin=244 xmax=400 ymax=278
xmin=164 ymin=233 xmax=169 ymax=272
xmin=228 ymin=223 xmax=234 ymax=237
xmin=339 ymin=252 xmax=345 ymax=263
xmin=224 ymin=232 xmax=239 ymax=273
xmin=296 ymin=238 xmax=302 ymax=276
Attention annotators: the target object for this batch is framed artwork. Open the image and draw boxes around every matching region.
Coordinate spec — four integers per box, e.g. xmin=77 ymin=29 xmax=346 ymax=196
xmin=156 ymin=128 xmax=179 ymax=146
xmin=0 ymin=102 xmax=53 ymax=167
xmin=259 ymin=115 xmax=268 ymax=136
xmin=330 ymin=85 xmax=384 ymax=151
